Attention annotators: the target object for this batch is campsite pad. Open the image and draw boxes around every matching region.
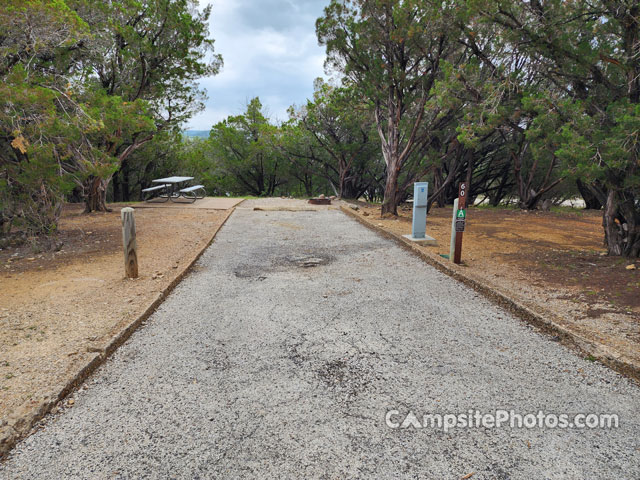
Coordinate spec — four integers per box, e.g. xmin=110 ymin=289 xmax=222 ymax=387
xmin=132 ymin=197 xmax=244 ymax=210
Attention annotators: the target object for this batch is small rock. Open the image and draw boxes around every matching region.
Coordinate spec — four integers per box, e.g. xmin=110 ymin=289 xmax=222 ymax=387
xmin=26 ymin=258 xmax=36 ymax=261
xmin=300 ymin=258 xmax=323 ymax=268
xmin=362 ymin=212 xmax=370 ymax=217
xmin=330 ymin=196 xmax=337 ymax=200
xmin=348 ymin=204 xmax=359 ymax=211
xmin=67 ymin=399 xmax=75 ymax=406
xmin=319 ymin=194 xmax=325 ymax=199
xmin=626 ymin=264 xmax=636 ymax=270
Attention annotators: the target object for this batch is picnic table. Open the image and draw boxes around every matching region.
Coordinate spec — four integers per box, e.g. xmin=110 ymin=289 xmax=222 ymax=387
xmin=141 ymin=176 xmax=206 ymax=203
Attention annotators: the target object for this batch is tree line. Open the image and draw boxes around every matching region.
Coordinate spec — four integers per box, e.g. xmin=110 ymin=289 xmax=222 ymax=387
xmin=1 ymin=0 xmax=220 ymax=235
xmin=2 ymin=1 xmax=639 ymax=257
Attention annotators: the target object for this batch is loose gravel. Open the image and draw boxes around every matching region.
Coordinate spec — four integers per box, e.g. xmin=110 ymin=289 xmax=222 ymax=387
xmin=1 ymin=208 xmax=639 ymax=479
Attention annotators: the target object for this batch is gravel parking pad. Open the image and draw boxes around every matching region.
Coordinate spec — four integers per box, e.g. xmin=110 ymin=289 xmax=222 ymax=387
xmin=1 ymin=208 xmax=639 ymax=479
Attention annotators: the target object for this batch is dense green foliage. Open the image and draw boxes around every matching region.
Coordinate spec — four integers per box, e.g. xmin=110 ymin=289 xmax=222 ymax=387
xmin=2 ymin=0 xmax=639 ymax=256
xmin=312 ymin=0 xmax=639 ymax=255
xmin=0 ymin=0 xmax=220 ymax=235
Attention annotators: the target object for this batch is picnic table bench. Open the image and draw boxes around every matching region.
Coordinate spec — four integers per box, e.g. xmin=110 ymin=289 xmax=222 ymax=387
xmin=142 ymin=176 xmax=206 ymax=203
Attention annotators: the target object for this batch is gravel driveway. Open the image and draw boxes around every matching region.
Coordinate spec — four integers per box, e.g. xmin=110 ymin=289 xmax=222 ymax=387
xmin=1 ymin=207 xmax=639 ymax=479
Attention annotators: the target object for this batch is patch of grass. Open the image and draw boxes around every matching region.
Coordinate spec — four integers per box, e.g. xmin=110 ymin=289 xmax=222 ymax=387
xmin=109 ymin=201 xmax=143 ymax=207
xmin=5 ymin=373 xmax=14 ymax=379
xmin=473 ymin=203 xmax=519 ymax=211
xmin=549 ymin=205 xmax=586 ymax=216
xmin=585 ymin=355 xmax=597 ymax=362
xmin=543 ymin=262 xmax=566 ymax=271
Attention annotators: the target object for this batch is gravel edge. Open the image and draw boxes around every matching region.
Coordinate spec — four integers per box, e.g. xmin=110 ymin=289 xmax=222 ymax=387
xmin=0 ymin=205 xmax=239 ymax=460
xmin=340 ymin=204 xmax=640 ymax=383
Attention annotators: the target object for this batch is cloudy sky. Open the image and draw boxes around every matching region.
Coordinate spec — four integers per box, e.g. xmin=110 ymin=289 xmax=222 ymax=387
xmin=187 ymin=0 xmax=329 ymax=130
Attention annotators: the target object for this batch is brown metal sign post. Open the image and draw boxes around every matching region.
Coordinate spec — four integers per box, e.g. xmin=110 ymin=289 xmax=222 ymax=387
xmin=453 ymin=183 xmax=467 ymax=265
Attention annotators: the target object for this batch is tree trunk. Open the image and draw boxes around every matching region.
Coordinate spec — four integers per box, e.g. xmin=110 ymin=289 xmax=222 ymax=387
xmin=381 ymin=162 xmax=400 ymax=215
xmin=112 ymin=173 xmax=121 ymax=203
xmin=464 ymin=150 xmax=475 ymax=206
xmin=338 ymin=167 xmax=349 ymax=198
xmin=303 ymin=175 xmax=313 ymax=197
xmin=0 ymin=215 xmax=11 ymax=236
xmin=121 ymin=160 xmax=131 ymax=202
xmin=341 ymin=173 xmax=363 ymax=200
xmin=432 ymin=168 xmax=446 ymax=207
xmin=513 ymin=146 xmax=563 ymax=210
xmin=490 ymin=164 xmax=511 ymax=207
xmin=602 ymin=188 xmax=640 ymax=257
xmin=576 ymin=179 xmax=604 ymax=210
xmin=84 ymin=176 xmax=112 ymax=213
xmin=518 ymin=189 xmax=544 ymax=210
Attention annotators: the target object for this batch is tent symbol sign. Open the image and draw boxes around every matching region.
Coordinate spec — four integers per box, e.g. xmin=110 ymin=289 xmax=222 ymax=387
xmin=455 ymin=209 xmax=466 ymax=232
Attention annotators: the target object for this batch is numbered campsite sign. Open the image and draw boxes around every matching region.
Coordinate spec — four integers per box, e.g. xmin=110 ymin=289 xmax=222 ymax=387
xmin=458 ymin=183 xmax=467 ymax=208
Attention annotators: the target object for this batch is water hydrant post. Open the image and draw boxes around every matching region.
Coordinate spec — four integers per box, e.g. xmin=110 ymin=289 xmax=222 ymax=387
xmin=411 ymin=182 xmax=428 ymax=239
xmin=402 ymin=182 xmax=437 ymax=246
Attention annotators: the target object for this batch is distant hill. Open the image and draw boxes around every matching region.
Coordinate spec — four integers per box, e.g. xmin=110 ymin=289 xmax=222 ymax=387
xmin=183 ymin=130 xmax=209 ymax=138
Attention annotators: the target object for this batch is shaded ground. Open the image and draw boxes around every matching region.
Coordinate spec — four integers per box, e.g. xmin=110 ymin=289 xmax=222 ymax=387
xmin=354 ymin=203 xmax=640 ymax=374
xmin=1 ymin=207 xmax=638 ymax=478
xmin=0 ymin=203 xmax=231 ymax=422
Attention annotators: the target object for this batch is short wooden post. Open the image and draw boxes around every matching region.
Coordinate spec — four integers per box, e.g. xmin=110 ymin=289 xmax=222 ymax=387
xmin=121 ymin=207 xmax=138 ymax=278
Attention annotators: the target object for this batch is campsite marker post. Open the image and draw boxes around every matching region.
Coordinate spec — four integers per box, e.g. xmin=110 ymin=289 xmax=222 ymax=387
xmin=453 ymin=183 xmax=467 ymax=265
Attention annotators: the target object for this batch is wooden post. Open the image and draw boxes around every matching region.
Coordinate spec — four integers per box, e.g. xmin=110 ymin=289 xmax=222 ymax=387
xmin=121 ymin=207 xmax=138 ymax=278
xmin=453 ymin=183 xmax=467 ymax=265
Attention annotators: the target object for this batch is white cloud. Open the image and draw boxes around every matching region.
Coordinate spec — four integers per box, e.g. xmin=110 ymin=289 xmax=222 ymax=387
xmin=186 ymin=0 xmax=328 ymax=130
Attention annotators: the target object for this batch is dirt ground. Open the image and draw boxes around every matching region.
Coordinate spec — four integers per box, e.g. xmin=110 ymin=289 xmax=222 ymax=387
xmin=354 ymin=203 xmax=640 ymax=371
xmin=0 ymin=203 xmax=232 ymax=421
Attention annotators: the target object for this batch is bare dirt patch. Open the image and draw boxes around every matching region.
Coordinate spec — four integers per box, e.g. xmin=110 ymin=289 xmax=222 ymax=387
xmin=0 ymin=203 xmax=231 ymax=422
xmin=351 ymin=203 xmax=640 ymax=373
